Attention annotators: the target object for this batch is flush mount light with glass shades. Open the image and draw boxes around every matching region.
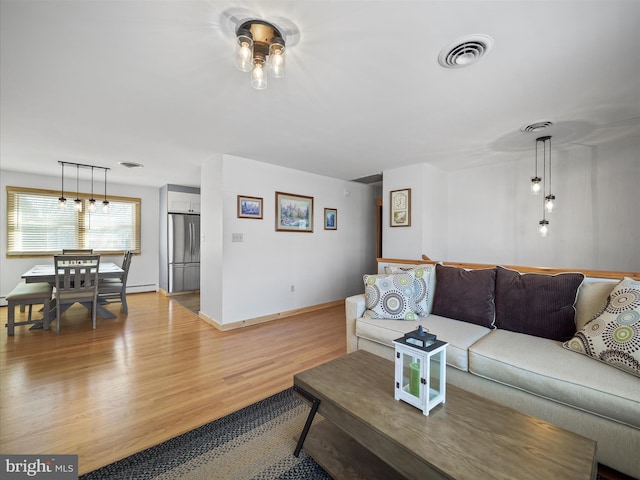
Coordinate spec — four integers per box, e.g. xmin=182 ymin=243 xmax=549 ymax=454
xmin=57 ymin=161 xmax=110 ymax=213
xmin=235 ymin=20 xmax=286 ymax=90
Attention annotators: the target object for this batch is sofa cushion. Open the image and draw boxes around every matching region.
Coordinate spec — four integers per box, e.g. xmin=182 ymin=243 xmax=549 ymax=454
xmin=575 ymin=281 xmax=617 ymax=330
xmin=494 ymin=266 xmax=584 ymax=341
xmin=386 ymin=264 xmax=436 ymax=315
xmin=356 ymin=314 xmax=491 ymax=371
xmin=363 ymin=272 xmax=417 ymax=320
xmin=564 ymin=277 xmax=640 ymax=377
xmin=469 ymin=329 xmax=640 ymax=428
xmin=432 ymin=265 xmax=496 ymax=328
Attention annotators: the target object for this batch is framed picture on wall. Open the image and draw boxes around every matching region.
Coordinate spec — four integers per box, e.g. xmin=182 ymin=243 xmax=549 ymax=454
xmin=324 ymin=208 xmax=337 ymax=230
xmin=237 ymin=195 xmax=263 ymax=219
xmin=390 ymin=188 xmax=411 ymax=227
xmin=275 ymin=192 xmax=314 ymax=232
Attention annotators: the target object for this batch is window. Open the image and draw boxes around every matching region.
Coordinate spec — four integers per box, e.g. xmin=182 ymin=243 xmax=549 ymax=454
xmin=6 ymin=186 xmax=141 ymax=256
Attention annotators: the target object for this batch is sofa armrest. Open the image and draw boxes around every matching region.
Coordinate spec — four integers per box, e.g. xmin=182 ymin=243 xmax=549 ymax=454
xmin=346 ymin=294 xmax=366 ymax=353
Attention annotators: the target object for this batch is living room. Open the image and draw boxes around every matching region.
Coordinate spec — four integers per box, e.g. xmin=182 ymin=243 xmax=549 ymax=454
xmin=1 ymin=0 xmax=639 ymax=478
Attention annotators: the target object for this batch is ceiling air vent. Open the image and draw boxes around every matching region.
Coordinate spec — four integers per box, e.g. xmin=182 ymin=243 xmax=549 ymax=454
xmin=438 ymin=34 xmax=494 ymax=68
xmin=520 ymin=121 xmax=554 ymax=133
xmin=118 ymin=162 xmax=144 ymax=169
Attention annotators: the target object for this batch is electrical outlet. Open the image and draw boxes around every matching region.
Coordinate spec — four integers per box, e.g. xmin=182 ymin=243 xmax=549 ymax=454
xmin=291 ymin=285 xmax=295 ymax=292
xmin=232 ymin=233 xmax=243 ymax=243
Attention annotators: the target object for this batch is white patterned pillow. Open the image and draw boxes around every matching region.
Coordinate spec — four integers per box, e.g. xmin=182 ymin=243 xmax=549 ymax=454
xmin=363 ymin=272 xmax=418 ymax=320
xmin=563 ymin=277 xmax=640 ymax=377
xmin=385 ymin=264 xmax=436 ymax=316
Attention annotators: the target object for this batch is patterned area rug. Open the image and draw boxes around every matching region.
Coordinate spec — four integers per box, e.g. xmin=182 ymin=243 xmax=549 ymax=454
xmin=80 ymin=388 xmax=331 ymax=480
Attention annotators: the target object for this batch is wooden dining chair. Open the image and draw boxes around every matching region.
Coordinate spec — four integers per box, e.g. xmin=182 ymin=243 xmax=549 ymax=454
xmin=62 ymin=249 xmax=94 ymax=254
xmin=53 ymin=254 xmax=101 ymax=334
xmin=98 ymin=250 xmax=133 ymax=314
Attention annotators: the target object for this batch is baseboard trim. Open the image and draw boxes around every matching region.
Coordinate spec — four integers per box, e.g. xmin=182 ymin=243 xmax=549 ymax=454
xmin=199 ymin=299 xmax=345 ymax=332
xmin=159 ymin=288 xmax=199 ymax=297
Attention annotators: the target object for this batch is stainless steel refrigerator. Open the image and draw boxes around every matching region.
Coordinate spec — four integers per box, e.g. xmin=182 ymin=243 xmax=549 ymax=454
xmin=168 ymin=213 xmax=200 ymax=293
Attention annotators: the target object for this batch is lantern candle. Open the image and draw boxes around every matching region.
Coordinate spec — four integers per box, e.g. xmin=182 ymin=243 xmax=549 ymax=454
xmin=409 ymin=361 xmax=420 ymax=396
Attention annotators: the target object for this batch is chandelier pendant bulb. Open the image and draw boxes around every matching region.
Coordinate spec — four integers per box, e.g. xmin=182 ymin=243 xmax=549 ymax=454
xmin=235 ymin=20 xmax=286 ymax=90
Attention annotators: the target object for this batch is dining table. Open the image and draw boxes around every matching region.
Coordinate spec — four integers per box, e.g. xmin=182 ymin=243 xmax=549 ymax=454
xmin=21 ymin=262 xmax=125 ymax=320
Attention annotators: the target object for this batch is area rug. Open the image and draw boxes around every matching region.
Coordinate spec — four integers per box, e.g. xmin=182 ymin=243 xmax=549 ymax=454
xmin=80 ymin=388 xmax=331 ymax=480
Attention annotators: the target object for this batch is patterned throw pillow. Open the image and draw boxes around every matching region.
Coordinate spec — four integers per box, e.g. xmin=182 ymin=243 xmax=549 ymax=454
xmin=563 ymin=277 xmax=640 ymax=377
xmin=363 ymin=272 xmax=417 ymax=320
xmin=385 ymin=264 xmax=436 ymax=316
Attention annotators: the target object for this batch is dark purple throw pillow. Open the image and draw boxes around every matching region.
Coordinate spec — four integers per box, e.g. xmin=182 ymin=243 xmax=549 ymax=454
xmin=431 ymin=265 xmax=496 ymax=328
xmin=494 ymin=266 xmax=584 ymax=341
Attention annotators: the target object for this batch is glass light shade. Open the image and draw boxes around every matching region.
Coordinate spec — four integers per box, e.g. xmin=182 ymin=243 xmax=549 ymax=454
xmin=545 ymin=194 xmax=555 ymax=213
xmin=268 ymin=38 xmax=285 ymax=78
xmin=102 ymin=200 xmax=110 ymax=213
xmin=58 ymin=197 xmax=67 ymax=209
xmin=88 ymin=199 xmax=96 ymax=212
xmin=530 ymin=177 xmax=542 ymax=195
xmin=74 ymin=198 xmax=83 ymax=212
xmin=539 ymin=219 xmax=549 ymax=237
xmin=235 ymin=33 xmax=254 ymax=72
xmin=251 ymin=58 xmax=267 ymax=90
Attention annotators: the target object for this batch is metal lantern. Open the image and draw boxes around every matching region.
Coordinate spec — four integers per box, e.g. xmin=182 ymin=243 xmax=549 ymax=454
xmin=394 ymin=326 xmax=448 ymax=415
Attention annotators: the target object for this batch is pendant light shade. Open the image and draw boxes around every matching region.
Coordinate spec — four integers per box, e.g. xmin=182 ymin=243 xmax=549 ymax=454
xmin=539 ymin=219 xmax=549 ymax=237
xmin=235 ymin=28 xmax=254 ymax=72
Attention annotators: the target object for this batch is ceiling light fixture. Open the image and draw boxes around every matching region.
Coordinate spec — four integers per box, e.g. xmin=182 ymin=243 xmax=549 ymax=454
xmin=235 ymin=20 xmax=286 ymax=90
xmin=102 ymin=169 xmax=110 ymax=213
xmin=89 ymin=167 xmax=96 ymax=212
xmin=57 ymin=161 xmax=110 ymax=213
xmin=74 ymin=164 xmax=83 ymax=212
xmin=534 ymin=136 xmax=555 ymax=237
xmin=58 ymin=163 xmax=67 ymax=209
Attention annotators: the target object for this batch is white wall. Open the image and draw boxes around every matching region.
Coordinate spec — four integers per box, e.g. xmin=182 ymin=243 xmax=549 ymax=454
xmin=383 ymin=163 xmax=447 ymax=261
xmin=199 ymin=154 xmax=378 ymax=325
xmin=0 ymin=169 xmax=159 ymax=303
xmin=382 ymin=133 xmax=640 ymax=271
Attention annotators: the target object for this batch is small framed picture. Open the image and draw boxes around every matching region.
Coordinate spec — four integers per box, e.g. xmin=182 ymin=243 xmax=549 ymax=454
xmin=237 ymin=195 xmax=263 ymax=219
xmin=390 ymin=188 xmax=411 ymax=227
xmin=276 ymin=191 xmax=314 ymax=232
xmin=324 ymin=208 xmax=337 ymax=230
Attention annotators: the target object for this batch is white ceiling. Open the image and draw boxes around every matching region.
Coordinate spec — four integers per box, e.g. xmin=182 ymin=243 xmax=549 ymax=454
xmin=1 ymin=0 xmax=639 ymax=188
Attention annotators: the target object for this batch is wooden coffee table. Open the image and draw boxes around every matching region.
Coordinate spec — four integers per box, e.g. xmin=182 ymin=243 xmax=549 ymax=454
xmin=293 ymin=350 xmax=596 ymax=480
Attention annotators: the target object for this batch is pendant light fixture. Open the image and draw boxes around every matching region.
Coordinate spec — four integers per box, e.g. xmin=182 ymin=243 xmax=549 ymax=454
xmin=530 ymin=140 xmax=542 ymax=195
xmin=88 ymin=167 xmax=97 ymax=212
xmin=74 ymin=164 xmax=83 ymax=212
xmin=102 ymin=168 xmax=110 ymax=213
xmin=543 ymin=136 xmax=555 ymax=213
xmin=535 ymin=135 xmax=553 ymax=236
xmin=58 ymin=162 xmax=67 ymax=209
xmin=235 ymin=20 xmax=286 ymax=90
xmin=56 ymin=161 xmax=110 ymax=213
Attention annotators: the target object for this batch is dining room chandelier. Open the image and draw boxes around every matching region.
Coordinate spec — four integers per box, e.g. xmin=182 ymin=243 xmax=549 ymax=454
xmin=235 ymin=19 xmax=286 ymax=90
xmin=57 ymin=161 xmax=110 ymax=213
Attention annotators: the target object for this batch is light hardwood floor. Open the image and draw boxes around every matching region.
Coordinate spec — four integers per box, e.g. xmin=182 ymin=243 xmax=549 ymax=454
xmin=0 ymin=292 xmax=346 ymax=475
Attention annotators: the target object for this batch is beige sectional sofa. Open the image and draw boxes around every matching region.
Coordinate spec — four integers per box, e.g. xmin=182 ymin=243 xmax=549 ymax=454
xmin=346 ymin=262 xmax=640 ymax=478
